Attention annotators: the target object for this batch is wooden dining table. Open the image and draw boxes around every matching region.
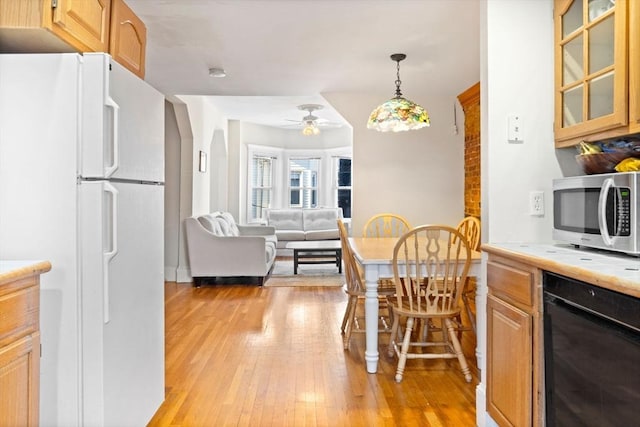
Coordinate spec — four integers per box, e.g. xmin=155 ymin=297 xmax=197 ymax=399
xmin=349 ymin=236 xmax=482 ymax=374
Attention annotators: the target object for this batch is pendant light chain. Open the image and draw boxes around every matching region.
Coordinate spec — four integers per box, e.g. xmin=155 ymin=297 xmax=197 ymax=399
xmin=394 ymin=59 xmax=403 ymax=98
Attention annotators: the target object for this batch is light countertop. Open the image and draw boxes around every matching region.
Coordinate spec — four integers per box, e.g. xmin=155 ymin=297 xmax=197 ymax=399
xmin=0 ymin=260 xmax=52 ymax=286
xmin=482 ymin=243 xmax=640 ymax=298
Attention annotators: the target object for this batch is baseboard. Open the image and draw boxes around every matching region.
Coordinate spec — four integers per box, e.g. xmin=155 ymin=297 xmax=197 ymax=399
xmin=164 ymin=266 xmax=177 ymax=282
xmin=476 ymin=383 xmax=499 ymax=427
xmin=176 ymin=267 xmax=192 ymax=283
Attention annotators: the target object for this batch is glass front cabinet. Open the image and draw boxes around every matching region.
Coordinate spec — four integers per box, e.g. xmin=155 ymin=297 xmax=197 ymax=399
xmin=554 ymin=0 xmax=640 ymax=147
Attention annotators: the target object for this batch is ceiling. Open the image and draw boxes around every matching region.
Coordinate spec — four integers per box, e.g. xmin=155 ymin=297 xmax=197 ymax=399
xmin=126 ymin=0 xmax=480 ymax=130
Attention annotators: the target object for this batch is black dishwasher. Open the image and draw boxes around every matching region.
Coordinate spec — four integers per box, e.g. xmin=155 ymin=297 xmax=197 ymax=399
xmin=543 ymin=272 xmax=640 ymax=427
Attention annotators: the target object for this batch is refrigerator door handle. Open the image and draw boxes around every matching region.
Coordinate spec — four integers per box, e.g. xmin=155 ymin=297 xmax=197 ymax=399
xmin=103 ymin=182 xmax=119 ymax=323
xmin=105 ymin=96 xmax=120 ymax=178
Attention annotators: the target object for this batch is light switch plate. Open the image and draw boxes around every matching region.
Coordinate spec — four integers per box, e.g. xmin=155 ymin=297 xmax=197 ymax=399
xmin=508 ymin=115 xmax=523 ymax=143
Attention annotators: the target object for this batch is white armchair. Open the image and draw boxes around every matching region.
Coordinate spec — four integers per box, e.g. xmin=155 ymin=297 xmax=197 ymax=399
xmin=184 ymin=212 xmax=277 ymax=286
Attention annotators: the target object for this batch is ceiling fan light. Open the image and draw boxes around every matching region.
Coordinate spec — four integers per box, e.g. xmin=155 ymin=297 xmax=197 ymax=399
xmin=367 ymin=53 xmax=430 ymax=132
xmin=302 ymin=122 xmax=320 ymax=136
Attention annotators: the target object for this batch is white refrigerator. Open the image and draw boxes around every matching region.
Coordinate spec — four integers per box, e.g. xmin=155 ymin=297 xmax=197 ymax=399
xmin=0 ymin=53 xmax=165 ymax=426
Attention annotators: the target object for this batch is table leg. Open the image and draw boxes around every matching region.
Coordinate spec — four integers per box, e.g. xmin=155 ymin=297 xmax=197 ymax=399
xmin=337 ymin=249 xmax=342 ymax=273
xmin=363 ymin=264 xmax=380 ymax=373
xmin=293 ymin=250 xmax=298 ymax=275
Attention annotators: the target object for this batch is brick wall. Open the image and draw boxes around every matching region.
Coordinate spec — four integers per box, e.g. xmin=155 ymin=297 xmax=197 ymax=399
xmin=457 ymin=83 xmax=481 ymax=219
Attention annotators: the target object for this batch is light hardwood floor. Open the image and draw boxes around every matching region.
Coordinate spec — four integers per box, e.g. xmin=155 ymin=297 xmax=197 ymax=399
xmin=148 ymin=280 xmax=478 ymax=426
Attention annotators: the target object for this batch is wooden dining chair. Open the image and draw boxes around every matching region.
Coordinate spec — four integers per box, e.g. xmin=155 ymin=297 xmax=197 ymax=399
xmin=362 ymin=213 xmax=412 ymax=238
xmin=456 ymin=216 xmax=480 ymax=251
xmin=456 ymin=216 xmax=480 ymax=334
xmin=386 ymin=225 xmax=473 ymax=383
xmin=338 ymin=219 xmax=396 ymax=350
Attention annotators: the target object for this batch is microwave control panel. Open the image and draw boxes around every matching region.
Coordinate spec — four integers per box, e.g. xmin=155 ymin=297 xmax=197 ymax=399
xmin=616 ymin=187 xmax=630 ymax=236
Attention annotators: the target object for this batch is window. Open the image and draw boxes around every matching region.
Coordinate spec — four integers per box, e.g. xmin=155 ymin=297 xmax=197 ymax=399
xmin=335 ymin=157 xmax=352 ymax=218
xmin=249 ymin=155 xmax=274 ymax=220
xmin=289 ymin=158 xmax=319 ymax=208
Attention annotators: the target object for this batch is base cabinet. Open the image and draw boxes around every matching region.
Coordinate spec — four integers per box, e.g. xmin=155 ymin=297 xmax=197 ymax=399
xmin=0 ymin=261 xmax=51 ymax=427
xmin=487 ymin=295 xmax=532 ymax=426
xmin=486 ymin=256 xmax=542 ymax=427
xmin=0 ymin=333 xmax=40 ymax=426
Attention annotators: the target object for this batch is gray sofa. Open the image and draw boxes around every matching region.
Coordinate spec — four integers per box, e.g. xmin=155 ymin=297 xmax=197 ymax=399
xmin=265 ymin=208 xmax=343 ymax=253
xmin=184 ymin=211 xmax=277 ymax=286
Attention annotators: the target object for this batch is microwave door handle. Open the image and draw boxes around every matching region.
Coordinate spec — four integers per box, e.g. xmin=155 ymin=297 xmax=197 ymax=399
xmin=598 ymin=177 xmax=614 ymax=247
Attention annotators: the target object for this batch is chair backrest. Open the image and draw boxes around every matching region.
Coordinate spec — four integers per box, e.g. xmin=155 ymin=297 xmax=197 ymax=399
xmin=362 ymin=213 xmax=412 ymax=238
xmin=456 ymin=216 xmax=481 ymax=251
xmin=392 ymin=225 xmax=471 ymax=315
xmin=338 ymin=219 xmax=364 ymax=294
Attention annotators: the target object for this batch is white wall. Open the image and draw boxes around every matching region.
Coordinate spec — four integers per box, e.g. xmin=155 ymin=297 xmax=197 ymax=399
xmin=176 ymin=96 xmax=229 ymax=215
xmin=483 ymin=0 xmax=560 ymax=244
xmin=164 ymin=96 xmax=228 ymax=281
xmin=164 ymin=101 xmax=181 ymax=280
xmin=478 ymin=1 xmax=558 ymax=426
xmin=324 ymin=92 xmax=466 ymax=234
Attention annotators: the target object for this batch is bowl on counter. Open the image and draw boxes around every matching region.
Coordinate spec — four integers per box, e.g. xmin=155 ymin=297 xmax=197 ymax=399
xmin=575 ymin=152 xmax=633 ymax=174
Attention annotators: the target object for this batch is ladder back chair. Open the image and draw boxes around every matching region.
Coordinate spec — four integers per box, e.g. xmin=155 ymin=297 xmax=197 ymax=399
xmin=456 ymin=216 xmax=480 ymax=251
xmin=387 ymin=225 xmax=473 ymax=383
xmin=456 ymin=216 xmax=481 ymax=334
xmin=338 ymin=219 xmax=395 ymax=350
xmin=362 ymin=213 xmax=412 ymax=238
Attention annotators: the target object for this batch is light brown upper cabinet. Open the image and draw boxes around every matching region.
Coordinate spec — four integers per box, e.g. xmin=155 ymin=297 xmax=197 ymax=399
xmin=109 ymin=0 xmax=146 ymax=78
xmin=0 ymin=0 xmax=111 ymax=53
xmin=0 ymin=0 xmax=146 ymax=78
xmin=628 ymin=0 xmax=640 ymax=134
xmin=554 ymin=0 xmax=640 ymax=147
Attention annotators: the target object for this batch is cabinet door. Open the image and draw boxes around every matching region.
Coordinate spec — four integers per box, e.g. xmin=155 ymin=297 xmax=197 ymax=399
xmin=554 ymin=0 xmax=628 ymax=146
xmin=0 ymin=333 xmax=40 ymax=427
xmin=109 ymin=0 xmax=146 ymax=78
xmin=51 ymin=0 xmax=111 ymax=52
xmin=487 ymin=295 xmax=532 ymax=427
xmin=629 ymin=0 xmax=640 ymax=133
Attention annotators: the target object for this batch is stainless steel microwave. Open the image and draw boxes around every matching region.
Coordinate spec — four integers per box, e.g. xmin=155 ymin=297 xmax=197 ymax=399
xmin=552 ymin=171 xmax=639 ymax=255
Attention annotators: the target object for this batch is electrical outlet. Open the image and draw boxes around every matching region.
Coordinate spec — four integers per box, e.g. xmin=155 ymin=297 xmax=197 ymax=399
xmin=530 ymin=191 xmax=544 ymax=216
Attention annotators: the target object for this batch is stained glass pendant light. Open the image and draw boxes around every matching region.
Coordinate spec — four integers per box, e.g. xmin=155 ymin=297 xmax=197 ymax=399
xmin=367 ymin=53 xmax=430 ymax=132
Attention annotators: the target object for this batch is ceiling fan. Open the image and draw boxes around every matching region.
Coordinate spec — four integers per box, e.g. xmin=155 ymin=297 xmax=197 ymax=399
xmin=286 ymin=104 xmax=341 ymax=135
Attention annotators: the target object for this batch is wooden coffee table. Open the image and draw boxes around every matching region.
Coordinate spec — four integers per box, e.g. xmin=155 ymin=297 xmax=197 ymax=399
xmin=285 ymin=240 xmax=342 ymax=274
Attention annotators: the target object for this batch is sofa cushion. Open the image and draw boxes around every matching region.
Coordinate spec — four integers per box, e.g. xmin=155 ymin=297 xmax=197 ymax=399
xmin=305 ymin=229 xmax=339 ymax=240
xmin=303 ymin=208 xmax=340 ymax=231
xmin=265 ymin=244 xmax=276 ymax=263
xmin=216 ymin=217 xmax=236 ymax=236
xmin=267 ymin=209 xmax=303 ymax=231
xmin=198 ymin=214 xmax=223 ymax=236
xmin=216 ymin=212 xmax=240 ymax=236
xmin=276 ymin=229 xmax=305 ymax=241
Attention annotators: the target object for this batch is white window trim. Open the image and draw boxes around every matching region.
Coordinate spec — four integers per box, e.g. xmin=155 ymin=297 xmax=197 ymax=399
xmin=246 ymin=144 xmax=282 ymax=223
xmin=246 ymin=145 xmax=352 ymax=223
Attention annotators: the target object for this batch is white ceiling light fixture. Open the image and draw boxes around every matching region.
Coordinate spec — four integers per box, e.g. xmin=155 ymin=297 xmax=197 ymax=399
xmin=208 ymin=67 xmax=226 ymax=78
xmin=297 ymin=104 xmax=323 ymax=136
xmin=302 ymin=121 xmax=320 ymax=136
